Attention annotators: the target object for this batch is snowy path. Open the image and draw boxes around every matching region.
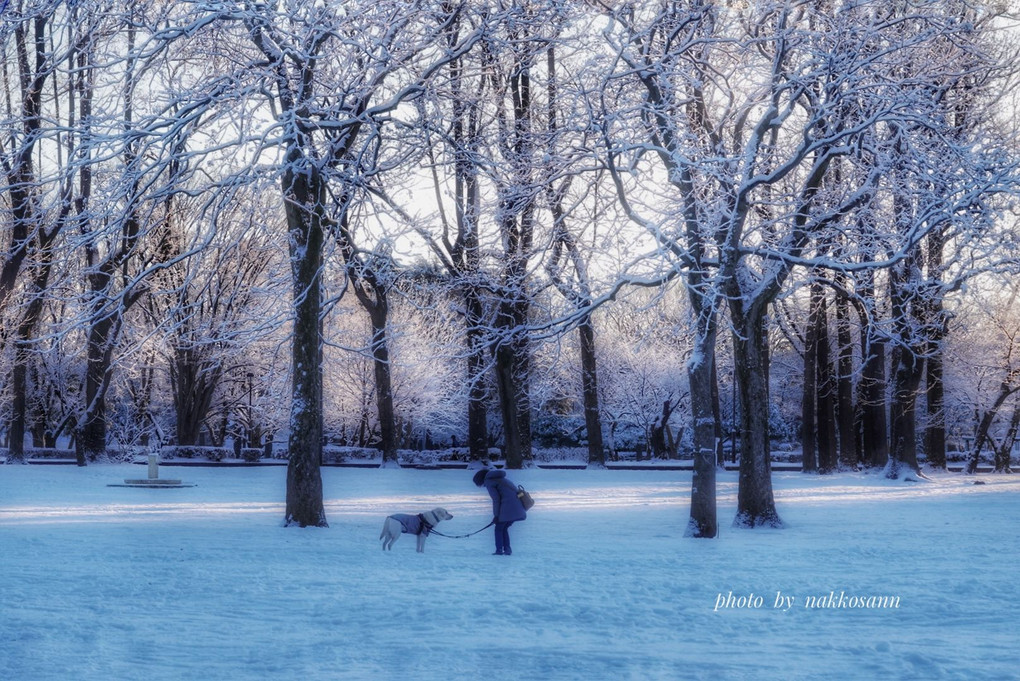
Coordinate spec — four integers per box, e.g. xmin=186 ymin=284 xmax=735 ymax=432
xmin=1 ymin=465 xmax=1018 ymax=680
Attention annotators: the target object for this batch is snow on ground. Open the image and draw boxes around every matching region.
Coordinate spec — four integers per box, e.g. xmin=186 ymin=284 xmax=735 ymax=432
xmin=1 ymin=464 xmax=1018 ymax=681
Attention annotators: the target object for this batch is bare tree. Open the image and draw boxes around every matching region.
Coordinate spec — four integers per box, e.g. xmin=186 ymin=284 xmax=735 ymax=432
xmin=962 ymin=278 xmax=1020 ymax=474
xmin=543 ymin=40 xmax=608 ymax=467
xmin=482 ymin=4 xmax=559 ymax=469
xmin=600 ymin=0 xmax=1019 ymax=527
xmin=420 ymin=5 xmax=493 ymax=461
xmin=71 ymin=3 xmax=206 ymax=464
xmin=143 ymin=195 xmax=284 ymax=448
xmin=334 ymin=219 xmax=400 ymax=465
xmin=0 ymin=3 xmax=107 ymax=458
xmin=234 ymin=0 xmax=481 ymax=525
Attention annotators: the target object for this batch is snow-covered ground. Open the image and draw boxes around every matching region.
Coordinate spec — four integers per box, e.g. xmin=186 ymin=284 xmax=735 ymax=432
xmin=1 ymin=464 xmax=1018 ymax=681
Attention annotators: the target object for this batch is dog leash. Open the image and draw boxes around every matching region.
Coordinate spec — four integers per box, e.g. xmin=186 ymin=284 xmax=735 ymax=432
xmin=429 ymin=520 xmax=495 ymax=539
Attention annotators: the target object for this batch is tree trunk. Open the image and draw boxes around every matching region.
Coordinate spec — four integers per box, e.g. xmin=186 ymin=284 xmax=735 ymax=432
xmin=172 ymin=349 xmax=221 ymax=446
xmin=733 ymin=307 xmax=782 ymax=528
xmin=967 ymin=381 xmax=1018 ymax=474
xmin=924 ymin=228 xmax=948 ymax=470
xmin=78 ymin=249 xmax=145 ymax=462
xmin=75 ymin=19 xmax=144 ymax=466
xmin=543 ymin=44 xmax=603 ymax=468
xmin=9 ymin=343 xmax=29 ymax=460
xmin=993 ymin=401 xmax=1018 ymax=474
xmin=685 ymin=330 xmax=718 ymax=538
xmin=7 ymin=240 xmax=57 ymax=460
xmin=494 ymin=327 xmax=531 ymax=469
xmin=450 ymin=58 xmax=489 ymax=463
xmin=493 ymin=203 xmax=533 ymax=470
xmin=9 ymin=259 xmax=59 ymax=460
xmin=801 ymin=288 xmax=818 ymax=474
xmin=886 ymin=244 xmax=925 ymax=480
xmin=76 ymin=312 xmax=118 ymax=465
xmin=651 ymin=399 xmax=674 ymax=459
xmin=492 ymin=47 xmax=535 ymax=470
xmin=887 ymin=347 xmax=925 ymax=479
xmin=368 ymin=300 xmax=398 ymax=465
xmin=0 ymin=11 xmax=50 ymax=315
xmin=925 ymin=349 xmax=947 ymax=470
xmin=814 ymin=285 xmax=838 ymax=473
xmin=337 ymin=218 xmax=398 ymax=466
xmin=856 ymin=273 xmax=888 ymax=468
xmin=835 ymin=285 xmax=857 ymax=468
xmin=578 ymin=316 xmax=605 ymax=467
xmin=282 ymin=159 xmax=327 ymax=528
xmin=465 ymin=289 xmax=489 ymax=460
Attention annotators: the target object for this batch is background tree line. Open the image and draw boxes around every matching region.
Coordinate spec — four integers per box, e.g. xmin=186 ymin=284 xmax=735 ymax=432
xmin=2 ymin=0 xmax=1018 ymax=532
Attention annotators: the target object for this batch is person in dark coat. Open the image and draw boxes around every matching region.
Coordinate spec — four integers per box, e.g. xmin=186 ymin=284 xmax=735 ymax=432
xmin=473 ymin=468 xmax=526 ymax=555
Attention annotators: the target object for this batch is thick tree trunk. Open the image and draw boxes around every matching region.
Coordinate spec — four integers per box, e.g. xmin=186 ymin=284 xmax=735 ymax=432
xmin=494 ymin=206 xmax=532 ymax=469
xmin=859 ymin=340 xmax=889 ymax=468
xmin=76 ymin=217 xmax=146 ymax=464
xmin=368 ymin=301 xmax=398 ymax=465
xmin=835 ymin=287 xmax=856 ymax=468
xmin=814 ymin=286 xmax=838 ymax=473
xmin=282 ymin=160 xmax=327 ymax=528
xmin=856 ymin=273 xmax=888 ymax=468
xmin=682 ymin=175 xmax=720 ymax=536
xmin=685 ymin=332 xmax=718 ymax=538
xmin=887 ymin=347 xmax=925 ymax=479
xmin=578 ymin=317 xmax=605 ymax=467
xmin=76 ymin=312 xmax=118 ymax=465
xmin=172 ymin=349 xmax=220 ymax=446
xmin=733 ymin=307 xmax=782 ymax=528
xmin=174 ymin=406 xmax=211 ymax=446
xmin=494 ymin=327 xmax=531 ymax=469
xmin=886 ymin=246 xmax=925 ymax=480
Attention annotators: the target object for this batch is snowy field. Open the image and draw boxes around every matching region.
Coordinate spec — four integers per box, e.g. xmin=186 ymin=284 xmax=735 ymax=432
xmin=1 ymin=464 xmax=1019 ymax=681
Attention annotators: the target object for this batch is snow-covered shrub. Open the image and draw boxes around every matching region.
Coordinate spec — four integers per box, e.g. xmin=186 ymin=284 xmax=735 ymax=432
xmin=162 ymin=446 xmax=230 ymax=462
xmin=532 ymin=413 xmax=586 ymax=448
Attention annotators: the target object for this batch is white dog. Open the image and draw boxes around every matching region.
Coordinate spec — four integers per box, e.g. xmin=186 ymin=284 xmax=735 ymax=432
xmin=379 ymin=508 xmax=453 ymax=552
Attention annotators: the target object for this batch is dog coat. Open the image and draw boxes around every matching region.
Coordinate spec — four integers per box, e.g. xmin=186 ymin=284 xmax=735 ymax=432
xmin=391 ymin=513 xmax=430 ymax=535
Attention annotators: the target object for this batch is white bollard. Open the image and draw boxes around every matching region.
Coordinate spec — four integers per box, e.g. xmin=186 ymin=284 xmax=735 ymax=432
xmin=147 ymin=453 xmax=159 ymax=480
